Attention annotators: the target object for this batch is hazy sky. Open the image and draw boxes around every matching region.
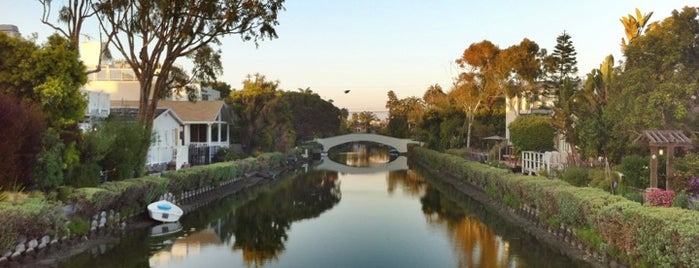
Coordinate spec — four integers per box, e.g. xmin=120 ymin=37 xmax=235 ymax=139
xmin=0 ymin=1 xmax=693 ymax=112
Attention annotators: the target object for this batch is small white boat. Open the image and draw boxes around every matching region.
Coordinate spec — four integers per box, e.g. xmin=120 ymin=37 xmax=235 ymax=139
xmin=147 ymin=200 xmax=183 ymax=223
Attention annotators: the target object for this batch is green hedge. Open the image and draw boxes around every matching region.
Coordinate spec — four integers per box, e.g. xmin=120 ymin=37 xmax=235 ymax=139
xmin=161 ymin=152 xmax=287 ymax=196
xmin=0 ymin=198 xmax=66 ymax=253
xmin=414 ymin=147 xmax=699 ymax=268
xmin=0 ymin=152 xmax=290 ymax=253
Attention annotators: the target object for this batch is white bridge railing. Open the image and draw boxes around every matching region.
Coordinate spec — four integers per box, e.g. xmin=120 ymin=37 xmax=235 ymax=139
xmin=521 ymin=151 xmax=564 ymax=175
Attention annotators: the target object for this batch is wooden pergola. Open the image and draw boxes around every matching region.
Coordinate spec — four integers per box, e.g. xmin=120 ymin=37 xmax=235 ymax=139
xmin=633 ymin=130 xmax=693 ymax=190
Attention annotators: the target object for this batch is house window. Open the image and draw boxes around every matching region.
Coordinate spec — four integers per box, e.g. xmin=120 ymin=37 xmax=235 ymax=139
xmin=211 ymin=123 xmax=219 ymax=142
xmin=190 ymin=124 xmax=207 ymax=142
xmin=221 ymin=124 xmax=228 ymax=142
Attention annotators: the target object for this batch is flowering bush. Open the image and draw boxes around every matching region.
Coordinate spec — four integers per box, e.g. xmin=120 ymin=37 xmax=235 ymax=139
xmin=645 ymin=188 xmax=675 ymax=207
xmin=688 ymin=177 xmax=699 ymax=198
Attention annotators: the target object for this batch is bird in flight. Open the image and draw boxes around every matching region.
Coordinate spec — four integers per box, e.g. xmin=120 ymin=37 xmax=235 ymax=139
xmin=344 ymin=90 xmax=351 ymax=94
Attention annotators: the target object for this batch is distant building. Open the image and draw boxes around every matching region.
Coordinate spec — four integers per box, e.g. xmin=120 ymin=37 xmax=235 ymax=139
xmin=0 ymin=24 xmax=20 ymax=37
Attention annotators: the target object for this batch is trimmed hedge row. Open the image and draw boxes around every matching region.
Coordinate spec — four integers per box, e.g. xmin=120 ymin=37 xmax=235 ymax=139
xmin=413 ymin=147 xmax=699 ymax=268
xmin=161 ymin=152 xmax=287 ymax=196
xmin=0 ymin=152 xmax=290 ymax=253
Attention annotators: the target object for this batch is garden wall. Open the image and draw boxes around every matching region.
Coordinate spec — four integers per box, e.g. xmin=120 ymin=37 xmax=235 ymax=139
xmin=413 ymin=147 xmax=699 ymax=268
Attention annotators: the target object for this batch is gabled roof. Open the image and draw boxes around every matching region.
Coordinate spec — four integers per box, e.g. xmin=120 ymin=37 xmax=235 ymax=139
xmin=633 ymin=130 xmax=693 ymax=147
xmin=110 ymin=107 xmax=184 ymax=125
xmin=111 ymin=100 xmax=229 ymax=123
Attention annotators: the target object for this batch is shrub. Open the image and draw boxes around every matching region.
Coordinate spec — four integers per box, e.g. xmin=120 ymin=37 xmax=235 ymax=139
xmin=507 ymin=115 xmax=555 ymax=154
xmin=66 ymin=217 xmax=89 ymax=236
xmin=0 ymin=93 xmax=46 ymax=189
xmin=620 ymin=155 xmax=649 ymax=189
xmin=672 ymin=191 xmax=690 ymax=209
xmin=561 ymin=166 xmax=589 ymax=187
xmin=645 ymin=188 xmax=675 ymax=207
xmin=687 ymin=177 xmax=699 ymax=198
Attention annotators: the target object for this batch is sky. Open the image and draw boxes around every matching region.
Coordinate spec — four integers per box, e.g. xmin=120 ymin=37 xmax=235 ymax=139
xmin=0 ymin=0 xmax=695 ymax=113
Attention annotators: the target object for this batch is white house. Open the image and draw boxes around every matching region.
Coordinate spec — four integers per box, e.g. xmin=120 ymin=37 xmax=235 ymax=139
xmin=111 ymin=100 xmax=232 ymax=166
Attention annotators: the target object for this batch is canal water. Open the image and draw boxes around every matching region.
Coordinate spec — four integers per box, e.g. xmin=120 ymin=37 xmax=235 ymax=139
xmin=59 ymin=143 xmax=587 ymax=267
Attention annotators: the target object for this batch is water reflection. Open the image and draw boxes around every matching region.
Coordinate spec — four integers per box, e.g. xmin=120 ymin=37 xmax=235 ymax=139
xmin=332 ymin=142 xmax=393 ymax=167
xmin=229 ymin=170 xmax=340 ymax=266
xmin=59 ymin=143 xmax=584 ymax=268
xmin=420 ymin=169 xmax=590 ymax=268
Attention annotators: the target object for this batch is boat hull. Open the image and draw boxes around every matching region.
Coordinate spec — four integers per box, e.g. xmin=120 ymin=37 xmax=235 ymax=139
xmin=147 ymin=200 xmax=183 ymax=223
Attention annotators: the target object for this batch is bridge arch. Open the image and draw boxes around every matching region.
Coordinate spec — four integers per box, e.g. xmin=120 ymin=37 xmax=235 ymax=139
xmin=314 ymin=133 xmax=420 ymax=153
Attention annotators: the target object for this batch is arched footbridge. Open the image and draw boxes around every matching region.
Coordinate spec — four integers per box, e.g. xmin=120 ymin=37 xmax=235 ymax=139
xmin=316 ymin=156 xmax=408 ymax=174
xmin=314 ymin=133 xmax=421 ymax=153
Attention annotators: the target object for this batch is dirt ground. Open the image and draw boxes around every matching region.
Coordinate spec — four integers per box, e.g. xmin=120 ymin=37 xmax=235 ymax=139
xmin=5 ymin=175 xmax=271 ymax=268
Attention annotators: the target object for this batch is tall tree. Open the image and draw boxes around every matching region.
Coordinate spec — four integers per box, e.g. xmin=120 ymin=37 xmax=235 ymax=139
xmin=549 ymin=31 xmax=580 ymax=163
xmin=95 ymin=0 xmax=285 ymax=128
xmin=620 ymin=8 xmax=654 ymax=52
xmin=0 ymin=33 xmax=87 ymax=128
xmin=228 ymin=74 xmax=292 ymax=154
xmin=39 ymin=0 xmax=114 ymax=73
xmin=423 ymin=84 xmax=446 ymax=108
xmin=281 ymin=89 xmax=342 ymax=142
xmin=550 ymin=31 xmax=578 ymax=86
xmin=454 ymin=40 xmax=509 ymax=148
xmin=605 ymin=7 xmax=698 ymax=161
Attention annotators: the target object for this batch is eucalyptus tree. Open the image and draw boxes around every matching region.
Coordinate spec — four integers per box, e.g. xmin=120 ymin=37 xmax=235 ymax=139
xmin=95 ymin=0 xmax=285 ymax=128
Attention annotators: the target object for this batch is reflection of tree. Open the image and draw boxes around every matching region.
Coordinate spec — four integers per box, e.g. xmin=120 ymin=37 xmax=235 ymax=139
xmin=386 ymin=170 xmax=425 ymax=196
xmin=421 ymin=187 xmax=513 ymax=268
xmin=231 ymin=170 xmax=341 ymax=266
xmin=419 ymin=169 xmax=588 ymax=268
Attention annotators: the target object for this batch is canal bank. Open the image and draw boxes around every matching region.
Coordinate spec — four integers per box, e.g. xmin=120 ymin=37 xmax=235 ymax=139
xmin=411 ymin=146 xmax=699 ymax=268
xmin=414 ymin=148 xmax=608 ymax=267
xmin=11 ymin=172 xmax=283 ymax=268
xmin=415 ymin=165 xmax=603 ymax=268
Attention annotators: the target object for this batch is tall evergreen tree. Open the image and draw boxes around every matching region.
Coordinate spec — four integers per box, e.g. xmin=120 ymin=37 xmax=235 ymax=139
xmin=550 ymin=31 xmax=578 ymax=86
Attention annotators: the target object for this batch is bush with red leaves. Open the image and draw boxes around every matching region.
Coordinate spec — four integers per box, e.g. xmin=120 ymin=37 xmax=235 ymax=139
xmin=0 ymin=93 xmax=46 ymax=188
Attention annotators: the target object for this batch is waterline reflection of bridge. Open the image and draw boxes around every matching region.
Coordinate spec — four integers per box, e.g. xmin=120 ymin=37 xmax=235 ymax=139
xmin=316 ymin=156 xmax=409 ymax=174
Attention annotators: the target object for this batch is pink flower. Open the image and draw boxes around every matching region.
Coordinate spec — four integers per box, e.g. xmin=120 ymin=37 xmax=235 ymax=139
xmin=645 ymin=188 xmax=675 ymax=207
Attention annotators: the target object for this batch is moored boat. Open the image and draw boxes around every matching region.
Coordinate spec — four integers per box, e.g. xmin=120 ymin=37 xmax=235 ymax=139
xmin=147 ymin=200 xmax=183 ymax=223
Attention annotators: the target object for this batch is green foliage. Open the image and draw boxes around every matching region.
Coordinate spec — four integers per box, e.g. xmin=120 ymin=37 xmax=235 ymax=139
xmin=620 ymin=155 xmax=649 ymax=189
xmin=228 ymin=74 xmax=294 ymax=153
xmin=100 ymin=117 xmax=150 ymax=180
xmin=413 ymin=147 xmax=699 ymax=267
xmin=281 ymin=90 xmax=343 ymax=141
xmin=213 ymin=147 xmax=248 ymax=162
xmin=33 ymin=128 xmax=65 ymax=191
xmin=0 ymin=198 xmax=67 ymax=252
xmin=672 ymin=191 xmax=690 ymax=209
xmin=561 ymin=166 xmax=589 ymax=187
xmin=508 ymin=115 xmax=555 ymax=154
xmin=66 ymin=217 xmax=89 ymax=236
xmin=0 ymin=34 xmax=86 ymax=128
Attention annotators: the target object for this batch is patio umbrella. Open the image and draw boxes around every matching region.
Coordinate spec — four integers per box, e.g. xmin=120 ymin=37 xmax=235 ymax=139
xmin=482 ymin=135 xmax=506 ymax=160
